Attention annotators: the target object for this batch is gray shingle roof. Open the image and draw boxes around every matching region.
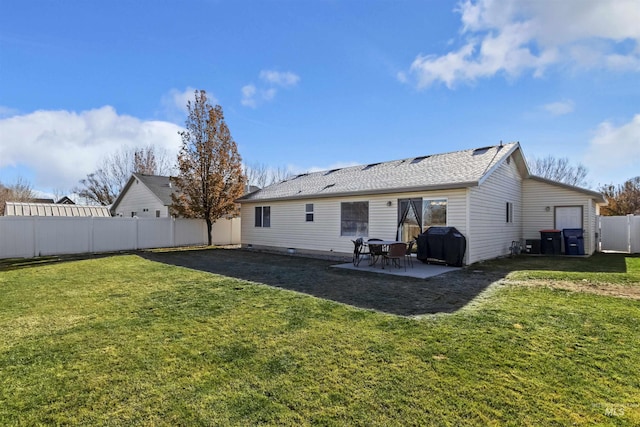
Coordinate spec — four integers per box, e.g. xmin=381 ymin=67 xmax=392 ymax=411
xmin=133 ymin=173 xmax=175 ymax=205
xmin=238 ymin=143 xmax=520 ymax=202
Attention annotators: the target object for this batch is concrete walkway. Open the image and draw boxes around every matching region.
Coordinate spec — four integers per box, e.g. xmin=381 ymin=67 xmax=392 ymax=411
xmin=333 ymin=258 xmax=461 ymax=279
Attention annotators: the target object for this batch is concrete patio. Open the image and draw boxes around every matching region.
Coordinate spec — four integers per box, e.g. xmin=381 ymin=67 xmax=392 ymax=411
xmin=332 ymin=257 xmax=461 ymax=279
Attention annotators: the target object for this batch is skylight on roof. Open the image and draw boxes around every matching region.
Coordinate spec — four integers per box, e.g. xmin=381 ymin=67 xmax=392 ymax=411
xmin=411 ymin=155 xmax=430 ymax=164
xmin=472 ymin=146 xmax=492 ymax=155
xmin=363 ymin=163 xmax=380 ymax=170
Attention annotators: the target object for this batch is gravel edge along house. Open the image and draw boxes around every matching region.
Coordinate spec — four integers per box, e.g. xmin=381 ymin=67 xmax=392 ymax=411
xmin=237 ymin=142 xmax=606 ymax=265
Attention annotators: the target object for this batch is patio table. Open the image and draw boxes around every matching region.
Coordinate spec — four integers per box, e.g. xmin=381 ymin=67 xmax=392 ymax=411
xmin=364 ymin=240 xmax=404 ymax=268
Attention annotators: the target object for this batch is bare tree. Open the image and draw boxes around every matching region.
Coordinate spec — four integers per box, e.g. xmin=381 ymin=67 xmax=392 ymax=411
xmin=244 ymin=163 xmax=269 ymax=189
xmin=8 ymin=176 xmax=35 ymax=201
xmin=75 ymin=169 xmax=117 ymax=206
xmin=171 ymin=90 xmax=245 ymax=245
xmin=75 ymin=145 xmax=174 ymax=205
xmin=244 ymin=162 xmax=292 ymax=188
xmin=0 ymin=182 xmax=9 ymax=216
xmin=599 ymin=176 xmax=640 ymax=216
xmin=529 ymin=155 xmax=589 ymax=188
xmin=0 ymin=177 xmax=36 ymax=215
xmin=52 ymin=188 xmax=70 ymax=203
xmin=271 ymin=166 xmax=293 ymax=184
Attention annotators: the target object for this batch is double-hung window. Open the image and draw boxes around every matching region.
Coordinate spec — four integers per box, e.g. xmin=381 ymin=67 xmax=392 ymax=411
xmin=506 ymin=202 xmax=513 ymax=223
xmin=255 ymin=206 xmax=271 ymax=227
xmin=340 ymin=201 xmax=368 ymax=236
xmin=305 ymin=204 xmax=314 ymax=222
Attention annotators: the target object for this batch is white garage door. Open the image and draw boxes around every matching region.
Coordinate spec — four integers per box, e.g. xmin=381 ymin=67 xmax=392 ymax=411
xmin=555 ymin=206 xmax=583 ymax=230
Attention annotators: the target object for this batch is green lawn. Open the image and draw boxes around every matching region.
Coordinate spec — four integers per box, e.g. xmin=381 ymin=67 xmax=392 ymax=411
xmin=1 ymin=253 xmax=639 ymax=425
xmin=481 ymin=252 xmax=640 ymax=285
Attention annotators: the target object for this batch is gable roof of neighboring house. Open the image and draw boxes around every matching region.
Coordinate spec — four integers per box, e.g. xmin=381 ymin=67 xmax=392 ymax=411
xmin=238 ymin=142 xmax=528 ymax=202
xmin=4 ymin=202 xmax=110 ymax=217
xmin=56 ymin=196 xmax=75 ymax=205
xmin=111 ymin=173 xmax=176 ymax=214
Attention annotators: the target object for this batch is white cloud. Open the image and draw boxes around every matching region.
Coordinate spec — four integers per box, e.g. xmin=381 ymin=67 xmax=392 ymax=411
xmin=0 ymin=106 xmax=182 ymax=191
xmin=259 ymin=70 xmax=300 ymax=87
xmin=403 ymin=0 xmax=640 ymax=88
xmin=241 ymin=70 xmax=300 ymax=108
xmin=543 ymin=100 xmax=575 ymax=116
xmin=241 ymin=84 xmax=258 ymax=108
xmin=583 ymin=114 xmax=640 ymax=184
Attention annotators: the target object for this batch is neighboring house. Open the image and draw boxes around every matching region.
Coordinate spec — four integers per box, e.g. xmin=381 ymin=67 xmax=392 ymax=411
xmin=56 ymin=196 xmax=75 ymax=205
xmin=111 ymin=173 xmax=175 ymax=218
xmin=236 ymin=142 xmax=606 ymax=265
xmin=4 ymin=201 xmax=110 ymax=217
xmin=112 ymin=174 xmax=258 ymax=219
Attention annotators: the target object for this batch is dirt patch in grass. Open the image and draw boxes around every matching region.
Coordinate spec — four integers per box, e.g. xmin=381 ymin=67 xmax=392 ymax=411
xmin=512 ymin=279 xmax=640 ymax=300
xmin=138 ymin=248 xmax=506 ymax=316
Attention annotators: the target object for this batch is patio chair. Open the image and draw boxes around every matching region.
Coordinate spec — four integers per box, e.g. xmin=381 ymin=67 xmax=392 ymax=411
xmin=367 ymin=238 xmax=386 ymax=266
xmin=405 ymin=240 xmax=415 ymax=268
xmin=384 ymin=242 xmax=407 ymax=270
xmin=351 ymin=238 xmax=369 ymax=266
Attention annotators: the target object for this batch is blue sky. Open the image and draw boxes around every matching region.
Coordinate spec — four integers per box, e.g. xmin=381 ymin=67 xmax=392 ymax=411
xmin=1 ymin=0 xmax=639 ymax=197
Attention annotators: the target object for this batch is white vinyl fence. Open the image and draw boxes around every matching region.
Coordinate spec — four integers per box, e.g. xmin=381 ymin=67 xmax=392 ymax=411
xmin=598 ymin=215 xmax=640 ymax=253
xmin=0 ymin=216 xmax=241 ymax=259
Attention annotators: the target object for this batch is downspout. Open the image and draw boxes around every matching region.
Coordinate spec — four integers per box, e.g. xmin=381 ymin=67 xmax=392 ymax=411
xmin=465 ymin=188 xmax=471 ymax=265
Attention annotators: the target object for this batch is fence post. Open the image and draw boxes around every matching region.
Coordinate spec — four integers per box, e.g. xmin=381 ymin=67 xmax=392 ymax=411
xmin=627 ymin=214 xmax=633 ymax=254
xmin=134 ymin=217 xmax=139 ymax=250
xmin=171 ymin=217 xmax=175 ymax=247
xmin=33 ymin=216 xmax=38 ymax=258
xmin=89 ymin=217 xmax=94 ymax=253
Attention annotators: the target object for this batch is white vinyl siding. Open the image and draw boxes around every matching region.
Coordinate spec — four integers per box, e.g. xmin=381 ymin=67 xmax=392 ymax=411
xmin=468 ymin=158 xmax=523 ymax=264
xmin=240 ymin=189 xmax=468 ymax=257
xmin=522 ymin=179 xmax=598 ymax=255
xmin=113 ymin=178 xmax=169 ymax=218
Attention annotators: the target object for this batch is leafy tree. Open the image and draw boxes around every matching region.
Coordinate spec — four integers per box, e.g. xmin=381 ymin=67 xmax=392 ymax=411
xmin=171 ymin=90 xmax=245 ymax=245
xmin=75 ymin=146 xmax=173 ymax=205
xmin=599 ymin=176 xmax=640 ymax=216
xmin=529 ymin=155 xmax=589 ymax=188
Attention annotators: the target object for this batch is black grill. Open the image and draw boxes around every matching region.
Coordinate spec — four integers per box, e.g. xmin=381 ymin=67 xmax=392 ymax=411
xmin=416 ymin=227 xmax=466 ymax=267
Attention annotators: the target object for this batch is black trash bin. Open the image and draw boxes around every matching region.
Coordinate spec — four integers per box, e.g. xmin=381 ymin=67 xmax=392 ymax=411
xmin=562 ymin=228 xmax=585 ymax=255
xmin=525 ymin=239 xmax=541 ymax=254
xmin=540 ymin=230 xmax=562 ymax=255
xmin=416 ymin=227 xmax=466 ymax=267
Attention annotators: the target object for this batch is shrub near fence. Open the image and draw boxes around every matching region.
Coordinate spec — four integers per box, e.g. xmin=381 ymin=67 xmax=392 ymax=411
xmin=0 ymin=216 xmax=241 ymax=259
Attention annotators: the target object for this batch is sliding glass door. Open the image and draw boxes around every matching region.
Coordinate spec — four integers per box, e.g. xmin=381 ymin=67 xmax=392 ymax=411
xmin=397 ymin=198 xmax=422 ymax=242
xmin=397 ymin=198 xmax=448 ymax=241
